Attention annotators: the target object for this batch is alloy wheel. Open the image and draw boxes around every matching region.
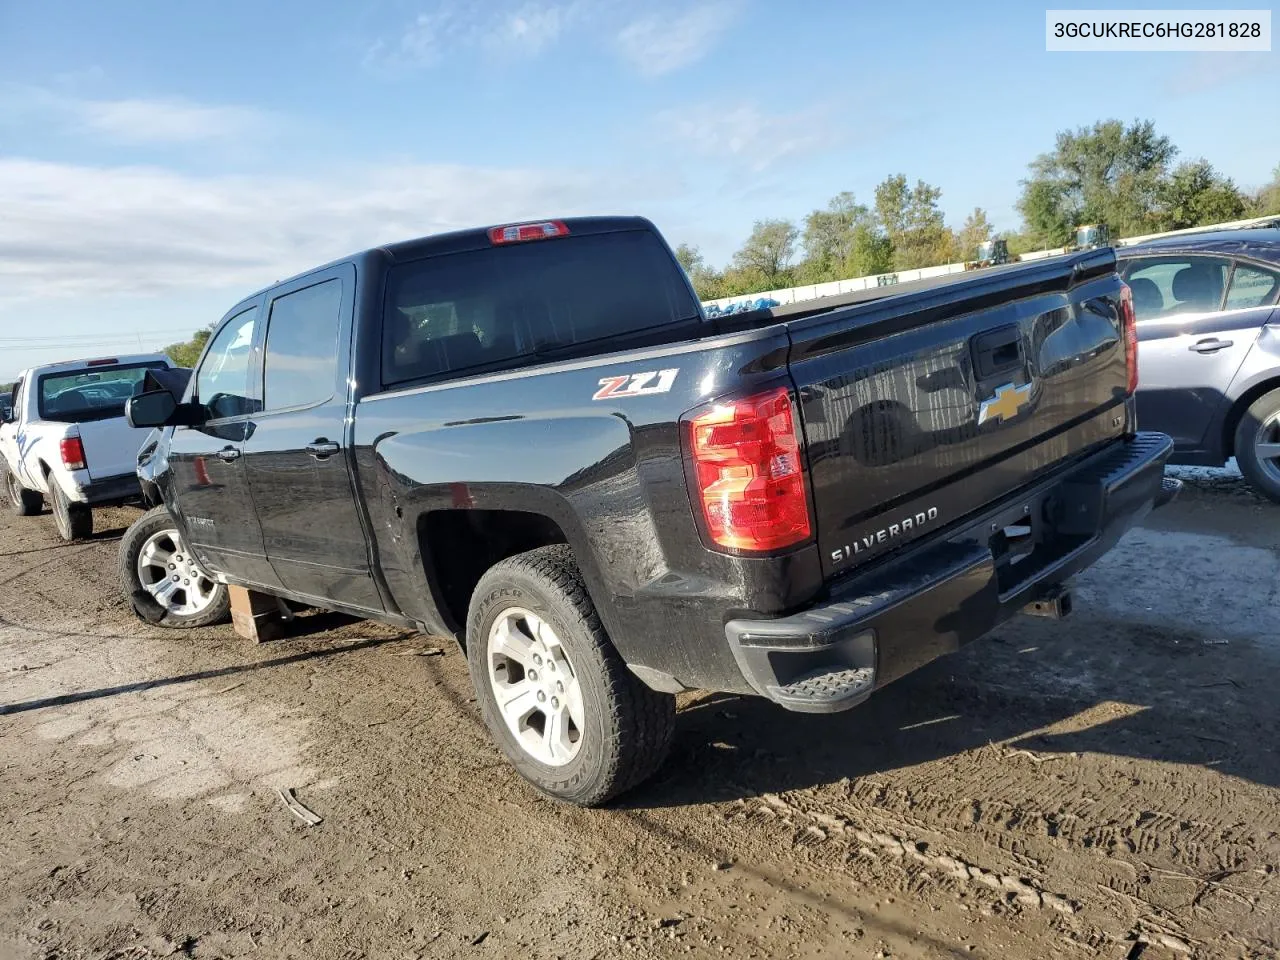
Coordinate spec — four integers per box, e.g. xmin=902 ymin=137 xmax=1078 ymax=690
xmin=135 ymin=528 xmax=219 ymax=617
xmin=486 ymin=607 xmax=585 ymax=767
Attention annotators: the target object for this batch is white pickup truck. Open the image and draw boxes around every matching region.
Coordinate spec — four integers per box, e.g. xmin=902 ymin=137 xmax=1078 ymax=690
xmin=1 ymin=354 xmax=174 ymax=540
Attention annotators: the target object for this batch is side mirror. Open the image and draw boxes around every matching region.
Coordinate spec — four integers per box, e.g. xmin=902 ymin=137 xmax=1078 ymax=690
xmin=126 ymin=390 xmax=178 ymax=428
xmin=0 ymin=408 xmax=12 ymax=425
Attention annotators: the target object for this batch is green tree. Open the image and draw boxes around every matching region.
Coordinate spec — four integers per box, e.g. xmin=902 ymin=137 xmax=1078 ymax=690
xmin=164 ymin=327 xmax=213 ymax=368
xmin=845 ymin=227 xmax=895 ymax=278
xmin=798 ymin=192 xmax=893 ymax=282
xmin=876 ymin=175 xmax=955 ymax=270
xmin=1252 ymin=163 xmax=1280 ymax=216
xmin=673 ymin=243 xmax=724 ymax=301
xmin=730 ymin=219 xmax=798 ymax=289
xmin=955 ymin=207 xmax=995 ymax=262
xmin=1018 ymin=119 xmax=1177 ymax=240
xmin=873 ymin=174 xmax=910 ymax=237
xmin=1017 ymin=179 xmax=1074 ymax=247
xmin=1158 ymin=160 xmax=1247 ymax=229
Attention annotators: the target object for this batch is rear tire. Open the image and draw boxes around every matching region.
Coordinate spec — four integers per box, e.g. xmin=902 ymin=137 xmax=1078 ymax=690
xmin=119 ymin=506 xmax=230 ymax=628
xmin=3 ymin=466 xmax=43 ymax=516
xmin=466 ymin=544 xmax=676 ymax=807
xmin=1234 ymin=388 xmax=1280 ymax=504
xmin=50 ymin=481 xmax=92 ymax=541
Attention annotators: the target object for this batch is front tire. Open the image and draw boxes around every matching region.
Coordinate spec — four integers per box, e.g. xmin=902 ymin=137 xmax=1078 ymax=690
xmin=50 ymin=481 xmax=92 ymax=540
xmin=3 ymin=466 xmax=43 ymax=516
xmin=119 ymin=506 xmax=230 ymax=628
xmin=466 ymin=545 xmax=676 ymax=807
xmin=1234 ymin=388 xmax=1280 ymax=504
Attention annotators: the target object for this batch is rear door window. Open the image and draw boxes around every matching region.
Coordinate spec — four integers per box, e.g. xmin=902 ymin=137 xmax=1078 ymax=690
xmin=1123 ymin=256 xmax=1231 ymax=320
xmin=381 ymin=229 xmax=698 ymax=387
xmin=261 ymin=278 xmax=343 ymax=412
xmin=1224 ymin=262 xmax=1280 ymax=311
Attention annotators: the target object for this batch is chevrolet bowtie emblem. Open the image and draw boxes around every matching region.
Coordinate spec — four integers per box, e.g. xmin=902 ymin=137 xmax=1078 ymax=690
xmin=977 ymin=381 xmax=1032 ymax=425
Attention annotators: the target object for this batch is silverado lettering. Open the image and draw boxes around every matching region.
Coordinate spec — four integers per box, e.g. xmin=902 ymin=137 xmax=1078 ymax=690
xmin=832 ymin=506 xmax=941 ymax=564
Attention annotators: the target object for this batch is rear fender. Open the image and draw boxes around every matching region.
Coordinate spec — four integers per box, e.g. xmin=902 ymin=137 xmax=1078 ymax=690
xmin=369 ymin=417 xmax=647 ymax=654
xmin=1218 ymin=323 xmax=1280 ymax=460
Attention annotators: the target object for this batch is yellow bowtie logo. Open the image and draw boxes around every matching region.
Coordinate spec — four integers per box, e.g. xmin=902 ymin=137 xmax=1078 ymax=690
xmin=977 ymin=382 xmax=1032 ymax=425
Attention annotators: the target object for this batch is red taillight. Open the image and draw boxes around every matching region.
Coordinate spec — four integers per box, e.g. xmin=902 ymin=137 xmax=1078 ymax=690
xmin=488 ymin=220 xmax=570 ymax=245
xmin=86 ymin=358 xmax=118 ymax=367
xmin=683 ymin=386 xmax=812 ymax=553
xmin=60 ymin=436 xmax=86 ymax=471
xmin=1119 ymin=284 xmax=1138 ymax=394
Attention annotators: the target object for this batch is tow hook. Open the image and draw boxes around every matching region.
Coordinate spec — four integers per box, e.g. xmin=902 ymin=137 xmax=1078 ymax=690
xmin=1022 ymin=586 xmax=1073 ymax=620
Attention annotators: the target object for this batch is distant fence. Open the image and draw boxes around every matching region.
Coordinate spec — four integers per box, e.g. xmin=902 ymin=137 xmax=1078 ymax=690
xmin=701 ymin=249 xmax=1069 ymax=313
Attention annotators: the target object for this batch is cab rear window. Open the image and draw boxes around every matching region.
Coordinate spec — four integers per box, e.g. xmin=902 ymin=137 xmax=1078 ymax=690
xmin=38 ymin=362 xmax=168 ymax=424
xmin=381 ymin=229 xmax=698 ymax=387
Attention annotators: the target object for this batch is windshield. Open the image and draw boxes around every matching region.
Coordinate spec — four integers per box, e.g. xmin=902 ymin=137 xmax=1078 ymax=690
xmin=38 ymin=362 xmax=169 ymax=424
xmin=381 ymin=229 xmax=699 ymax=387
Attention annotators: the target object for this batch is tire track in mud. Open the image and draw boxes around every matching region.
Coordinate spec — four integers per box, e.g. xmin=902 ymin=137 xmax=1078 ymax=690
xmin=676 ymin=736 xmax=1280 ymax=957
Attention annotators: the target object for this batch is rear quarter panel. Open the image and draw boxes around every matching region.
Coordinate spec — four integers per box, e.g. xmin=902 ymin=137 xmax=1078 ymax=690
xmin=1215 ymin=318 xmax=1280 ymax=459
xmin=350 ymin=328 xmax=827 ymax=690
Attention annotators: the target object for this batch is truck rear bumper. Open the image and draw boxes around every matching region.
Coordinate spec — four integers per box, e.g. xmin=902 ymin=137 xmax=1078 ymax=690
xmin=723 ymin=432 xmax=1176 ymax=714
xmin=76 ymin=472 xmax=143 ymax=506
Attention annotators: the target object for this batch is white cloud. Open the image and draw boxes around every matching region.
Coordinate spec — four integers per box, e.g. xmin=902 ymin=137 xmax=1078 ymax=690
xmin=370 ymin=1 xmax=736 ymax=74
xmin=0 ymin=158 xmax=670 ymax=304
xmin=0 ymin=84 xmax=267 ymax=145
xmin=617 ymin=2 xmax=739 ymax=77
xmin=492 ymin=3 xmax=568 ymax=53
xmin=78 ymin=98 xmax=266 ymax=144
xmin=385 ymin=7 xmax=463 ymax=66
xmin=653 ymin=101 xmax=842 ymax=172
xmin=371 ymin=1 xmax=583 ymax=69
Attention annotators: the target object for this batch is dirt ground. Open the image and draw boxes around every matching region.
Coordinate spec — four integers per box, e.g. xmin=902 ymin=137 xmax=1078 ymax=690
xmin=2 ymin=468 xmax=1278 ymax=960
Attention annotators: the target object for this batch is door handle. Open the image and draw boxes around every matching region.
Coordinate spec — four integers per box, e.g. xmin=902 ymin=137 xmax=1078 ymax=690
xmin=1189 ymin=338 xmax=1233 ymax=353
xmin=216 ymin=447 xmax=241 ymax=463
xmin=306 ymin=440 xmax=340 ymax=460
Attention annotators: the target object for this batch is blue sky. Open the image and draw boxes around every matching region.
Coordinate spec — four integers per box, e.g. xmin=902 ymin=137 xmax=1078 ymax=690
xmin=1 ymin=0 xmax=1277 ymax=379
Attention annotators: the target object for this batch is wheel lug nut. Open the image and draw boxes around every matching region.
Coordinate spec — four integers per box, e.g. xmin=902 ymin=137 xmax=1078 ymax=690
xmin=533 ymin=654 xmax=543 ymax=666
xmin=537 ymin=691 xmax=546 ymax=702
xmin=551 ymin=697 xmax=560 ymax=709
xmin=547 ymin=661 xmax=555 ymax=672
xmin=172 ymin=575 xmax=180 ymax=582
xmin=556 ymin=681 xmax=564 ymax=693
xmin=168 ymin=563 xmax=176 ymax=570
xmin=528 ymin=669 xmax=538 ymax=681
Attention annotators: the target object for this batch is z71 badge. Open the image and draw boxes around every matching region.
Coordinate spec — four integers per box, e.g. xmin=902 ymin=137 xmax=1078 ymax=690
xmin=592 ymin=368 xmax=678 ymax=401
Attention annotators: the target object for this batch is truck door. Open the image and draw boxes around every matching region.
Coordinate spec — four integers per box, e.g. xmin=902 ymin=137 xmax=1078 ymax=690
xmin=0 ymin=378 xmax=24 ymax=482
xmin=166 ymin=302 xmax=280 ymax=587
xmin=1123 ymin=255 xmax=1271 ymax=451
xmin=240 ymin=265 xmax=383 ymax=612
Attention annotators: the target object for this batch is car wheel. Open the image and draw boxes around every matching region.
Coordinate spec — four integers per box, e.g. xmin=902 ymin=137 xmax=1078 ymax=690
xmin=50 ymin=481 xmax=92 ymax=540
xmin=1234 ymin=388 xmax=1280 ymax=504
xmin=119 ymin=505 xmax=231 ymax=628
xmin=3 ymin=466 xmax=43 ymax=516
xmin=466 ymin=544 xmax=676 ymax=807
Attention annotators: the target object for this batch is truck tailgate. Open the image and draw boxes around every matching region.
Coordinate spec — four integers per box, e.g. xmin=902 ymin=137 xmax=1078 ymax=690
xmin=785 ymin=251 xmax=1131 ymax=580
xmin=79 ymin=416 xmax=151 ymax=480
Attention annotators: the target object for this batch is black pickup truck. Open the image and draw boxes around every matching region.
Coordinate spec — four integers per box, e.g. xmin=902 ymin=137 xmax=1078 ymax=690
xmin=123 ymin=216 xmax=1178 ymax=805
